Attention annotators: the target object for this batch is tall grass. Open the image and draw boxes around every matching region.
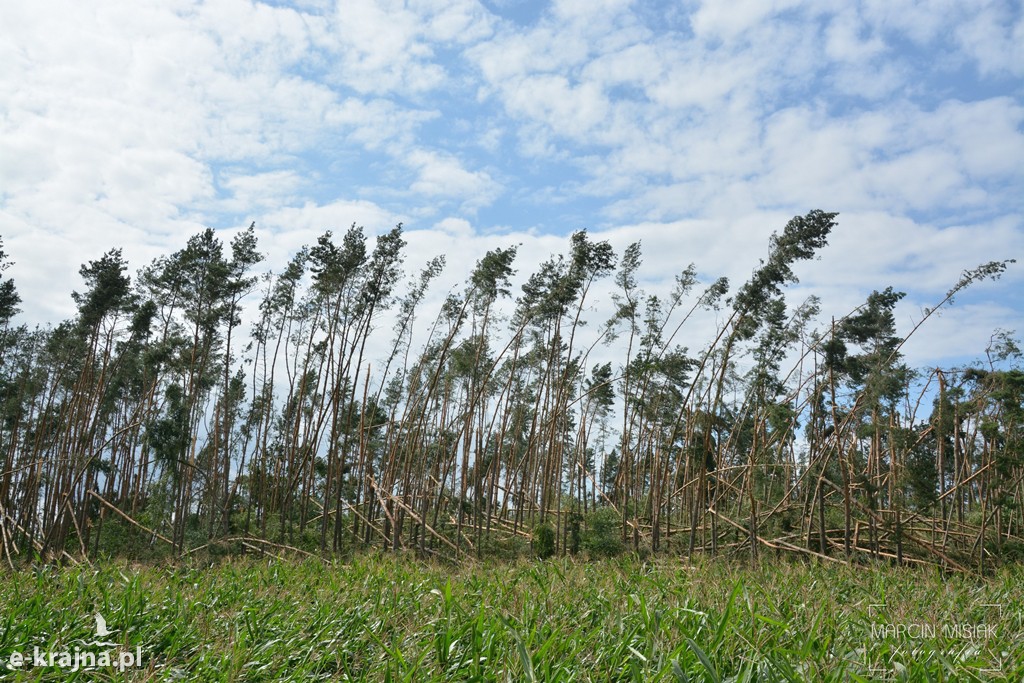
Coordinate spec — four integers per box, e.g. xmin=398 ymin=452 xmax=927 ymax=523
xmin=1 ymin=557 xmax=1020 ymax=681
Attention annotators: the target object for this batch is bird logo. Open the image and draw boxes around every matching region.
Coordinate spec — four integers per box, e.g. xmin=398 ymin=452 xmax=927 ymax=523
xmin=94 ymin=613 xmax=111 ymax=638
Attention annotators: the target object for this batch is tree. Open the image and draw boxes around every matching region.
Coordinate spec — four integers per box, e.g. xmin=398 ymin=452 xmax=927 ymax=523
xmin=214 ymin=224 xmax=263 ymax=535
xmin=0 ymin=237 xmax=21 ymax=328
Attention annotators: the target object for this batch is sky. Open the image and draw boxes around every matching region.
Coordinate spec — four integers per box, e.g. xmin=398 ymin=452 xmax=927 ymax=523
xmin=1 ymin=0 xmax=1023 ymax=371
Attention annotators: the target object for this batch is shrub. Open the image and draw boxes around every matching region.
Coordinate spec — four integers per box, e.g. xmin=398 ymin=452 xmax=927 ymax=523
xmin=583 ymin=507 xmax=625 ymax=558
xmin=533 ymin=522 xmax=556 ymax=559
xmin=481 ymin=533 xmax=529 ymax=560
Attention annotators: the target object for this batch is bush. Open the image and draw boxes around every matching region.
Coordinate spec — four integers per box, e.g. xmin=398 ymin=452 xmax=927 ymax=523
xmin=533 ymin=522 xmax=556 ymax=559
xmin=583 ymin=507 xmax=625 ymax=558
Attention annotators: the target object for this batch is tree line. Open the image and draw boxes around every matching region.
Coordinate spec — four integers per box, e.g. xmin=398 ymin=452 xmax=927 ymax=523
xmin=0 ymin=211 xmax=1020 ymax=571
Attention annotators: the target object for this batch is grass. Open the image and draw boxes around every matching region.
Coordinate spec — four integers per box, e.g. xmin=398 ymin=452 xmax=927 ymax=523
xmin=0 ymin=554 xmax=1021 ymax=681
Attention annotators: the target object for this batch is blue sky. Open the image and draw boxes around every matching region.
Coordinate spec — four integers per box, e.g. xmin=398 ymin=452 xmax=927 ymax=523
xmin=1 ymin=0 xmax=1022 ymax=368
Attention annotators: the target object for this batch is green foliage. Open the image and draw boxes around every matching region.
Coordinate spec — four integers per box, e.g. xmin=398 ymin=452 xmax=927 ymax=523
xmin=73 ymin=248 xmax=133 ymax=331
xmin=309 ymin=225 xmax=366 ymax=297
xmin=942 ymin=259 xmax=1016 ymax=306
xmin=904 ymin=425 xmax=939 ymax=511
xmin=733 ymin=209 xmax=836 ymax=340
xmin=532 ymin=522 xmax=556 ymax=559
xmin=585 ymin=362 xmax=615 ymax=411
xmin=470 ymin=245 xmax=518 ymax=306
xmin=0 ymin=235 xmax=21 ymax=327
xmin=829 ymin=286 xmax=908 ymax=399
xmin=583 ymin=507 xmax=626 ymax=558
xmin=481 ymin=533 xmax=530 ymax=561
xmin=600 ymin=448 xmax=621 ymax=498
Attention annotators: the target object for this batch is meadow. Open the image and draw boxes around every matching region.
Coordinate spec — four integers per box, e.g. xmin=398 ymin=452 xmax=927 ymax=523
xmin=0 ymin=554 xmax=1021 ymax=681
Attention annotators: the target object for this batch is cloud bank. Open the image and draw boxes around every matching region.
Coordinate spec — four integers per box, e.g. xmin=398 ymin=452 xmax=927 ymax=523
xmin=1 ymin=0 xmax=1021 ymax=366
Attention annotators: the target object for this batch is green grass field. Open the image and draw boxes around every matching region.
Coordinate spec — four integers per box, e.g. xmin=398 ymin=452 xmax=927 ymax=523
xmin=0 ymin=555 xmax=1021 ymax=681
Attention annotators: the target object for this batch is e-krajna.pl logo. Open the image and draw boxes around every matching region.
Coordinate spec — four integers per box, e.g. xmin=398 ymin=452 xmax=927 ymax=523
xmin=3 ymin=612 xmax=145 ymax=674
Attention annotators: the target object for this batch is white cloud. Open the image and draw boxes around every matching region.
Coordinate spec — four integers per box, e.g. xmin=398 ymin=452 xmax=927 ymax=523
xmin=690 ymin=0 xmax=807 ymax=40
xmin=219 ymin=170 xmax=305 ymax=211
xmin=895 ymin=301 xmax=1023 ymax=369
xmin=318 ymin=0 xmax=492 ymax=95
xmin=406 ymin=150 xmax=502 ymax=211
xmin=927 ymin=98 xmax=1024 ymax=180
xmin=262 ymin=198 xmax=401 ymax=237
xmin=859 ymin=0 xmax=968 ymax=45
xmin=704 ymin=96 xmax=1024 ymax=218
xmin=433 ymin=217 xmax=475 ymax=238
xmin=551 ymin=0 xmax=634 ymax=22
xmin=824 ymin=9 xmax=887 ymax=63
xmin=326 ymin=98 xmax=439 ymax=151
xmin=502 ymin=74 xmax=611 ymax=139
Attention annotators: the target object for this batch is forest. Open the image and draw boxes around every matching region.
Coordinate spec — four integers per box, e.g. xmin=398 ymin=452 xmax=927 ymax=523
xmin=0 ymin=210 xmax=1020 ymax=572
